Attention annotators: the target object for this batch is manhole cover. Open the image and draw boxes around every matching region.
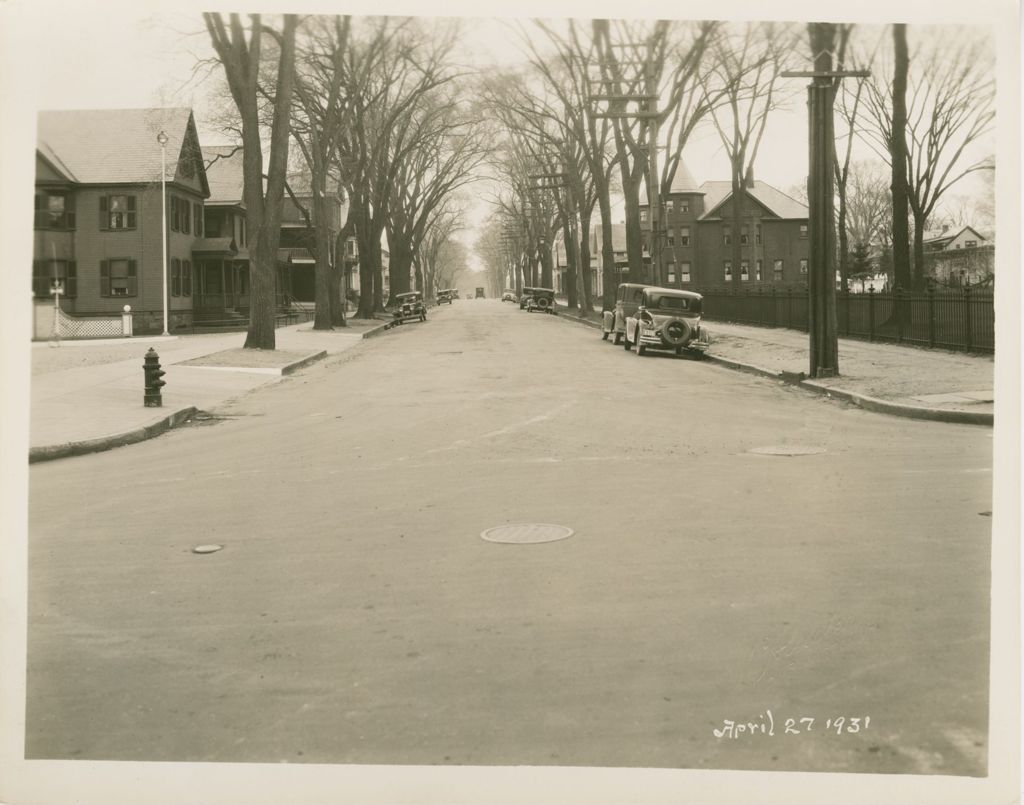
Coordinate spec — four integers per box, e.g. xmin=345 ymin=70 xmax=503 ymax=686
xmin=480 ymin=523 xmax=573 ymax=544
xmin=748 ymin=445 xmax=826 ymax=456
xmin=192 ymin=544 xmax=223 ymax=554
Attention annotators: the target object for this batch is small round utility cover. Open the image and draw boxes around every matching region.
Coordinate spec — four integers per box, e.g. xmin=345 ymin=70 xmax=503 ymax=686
xmin=748 ymin=445 xmax=826 ymax=456
xmin=192 ymin=544 xmax=223 ymax=554
xmin=480 ymin=524 xmax=573 ymax=544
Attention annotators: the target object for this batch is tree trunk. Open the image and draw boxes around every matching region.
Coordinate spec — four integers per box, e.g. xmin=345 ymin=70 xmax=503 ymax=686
xmin=354 ymin=209 xmax=375 ymax=319
xmin=540 ymin=238 xmax=553 ymax=288
xmin=623 ymin=180 xmax=644 ymax=283
xmin=370 ymin=233 xmax=385 ymax=311
xmin=836 ymin=188 xmax=850 ymax=293
xmin=562 ymin=219 xmax=578 ymax=309
xmin=730 ymin=178 xmax=744 ymax=290
xmin=911 ymin=211 xmax=926 ymax=290
xmin=578 ymin=205 xmax=594 ymax=313
xmin=598 ymin=191 xmax=616 ymax=311
xmin=312 ymin=179 xmax=333 ymax=330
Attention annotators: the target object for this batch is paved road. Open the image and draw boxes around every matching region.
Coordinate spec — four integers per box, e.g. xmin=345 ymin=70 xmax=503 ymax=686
xmin=26 ymin=299 xmax=992 ymax=774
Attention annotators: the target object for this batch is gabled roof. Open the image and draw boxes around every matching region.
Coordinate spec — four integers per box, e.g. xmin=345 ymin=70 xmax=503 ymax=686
xmin=923 ymin=225 xmax=986 ymax=244
xmin=699 ymin=181 xmax=808 ymax=221
xmin=37 ymin=108 xmax=206 ymax=194
xmin=203 ymin=145 xmax=245 ymax=205
xmin=36 ymin=141 xmax=78 ymax=183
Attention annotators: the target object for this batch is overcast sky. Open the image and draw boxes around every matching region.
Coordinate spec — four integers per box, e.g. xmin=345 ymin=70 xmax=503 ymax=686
xmin=19 ymin=1 xmax=997 ymax=272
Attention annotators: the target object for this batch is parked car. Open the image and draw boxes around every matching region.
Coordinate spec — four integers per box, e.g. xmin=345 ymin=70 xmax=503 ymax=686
xmin=601 ymin=282 xmax=648 ymax=344
xmin=391 ymin=291 xmax=427 ymax=324
xmin=525 ymin=287 xmax=556 ymax=314
xmin=501 ymin=289 xmax=517 ymax=303
xmin=623 ymin=287 xmax=710 ymax=356
xmin=475 ymin=287 xmax=485 ymax=298
xmin=437 ymin=289 xmax=454 ymax=304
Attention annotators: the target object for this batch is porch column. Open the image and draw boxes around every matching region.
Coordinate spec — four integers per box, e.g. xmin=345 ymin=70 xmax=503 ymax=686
xmin=221 ymin=259 xmax=227 ymax=311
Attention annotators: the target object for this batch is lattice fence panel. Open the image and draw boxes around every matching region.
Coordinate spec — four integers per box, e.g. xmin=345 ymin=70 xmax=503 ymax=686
xmin=56 ymin=309 xmax=123 ymax=338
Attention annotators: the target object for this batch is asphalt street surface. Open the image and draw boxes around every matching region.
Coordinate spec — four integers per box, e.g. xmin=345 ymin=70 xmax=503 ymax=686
xmin=26 ymin=299 xmax=992 ymax=774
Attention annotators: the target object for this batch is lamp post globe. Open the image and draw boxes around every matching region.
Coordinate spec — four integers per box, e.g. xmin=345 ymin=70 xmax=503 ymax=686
xmin=157 ymin=130 xmax=170 ymax=336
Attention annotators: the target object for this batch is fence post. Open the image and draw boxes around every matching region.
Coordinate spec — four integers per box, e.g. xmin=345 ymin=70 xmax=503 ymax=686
xmin=963 ymin=286 xmax=973 ymax=351
xmin=868 ymin=287 xmax=875 ymax=342
xmin=927 ymin=287 xmax=936 ymax=348
xmin=770 ymin=287 xmax=777 ymax=328
xmin=843 ymin=289 xmax=851 ymax=336
xmin=896 ymin=285 xmax=904 ymax=343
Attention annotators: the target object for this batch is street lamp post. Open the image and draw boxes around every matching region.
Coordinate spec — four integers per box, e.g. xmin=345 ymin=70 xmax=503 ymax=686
xmin=156 ymin=130 xmax=170 ymax=336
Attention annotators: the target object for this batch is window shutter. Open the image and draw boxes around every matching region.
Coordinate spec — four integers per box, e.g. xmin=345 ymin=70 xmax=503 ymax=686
xmin=100 ymin=259 xmax=110 ymax=296
xmin=183 ymin=201 xmax=190 ymax=234
xmin=66 ymin=195 xmax=76 ymax=230
xmin=99 ymin=196 xmax=108 ymax=230
xmin=183 ymin=260 xmax=192 ymax=296
xmin=127 ymin=195 xmax=137 ymax=229
xmin=67 ymin=261 xmax=77 ymax=297
xmin=128 ymin=259 xmax=137 ymax=296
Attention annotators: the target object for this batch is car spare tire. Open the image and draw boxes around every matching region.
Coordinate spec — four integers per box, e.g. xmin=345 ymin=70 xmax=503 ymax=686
xmin=536 ymin=296 xmax=550 ymax=310
xmin=661 ymin=318 xmax=691 ymax=347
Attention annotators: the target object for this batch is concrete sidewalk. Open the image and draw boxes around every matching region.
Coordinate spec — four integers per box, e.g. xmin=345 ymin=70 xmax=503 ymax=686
xmin=556 ymin=308 xmax=995 ymax=426
xmin=28 ymin=318 xmax=388 ymax=462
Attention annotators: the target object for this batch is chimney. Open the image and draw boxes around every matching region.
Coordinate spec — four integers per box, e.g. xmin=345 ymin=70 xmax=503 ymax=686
xmin=744 ymin=166 xmax=755 ymax=189
xmin=941 ymin=224 xmax=949 ymax=233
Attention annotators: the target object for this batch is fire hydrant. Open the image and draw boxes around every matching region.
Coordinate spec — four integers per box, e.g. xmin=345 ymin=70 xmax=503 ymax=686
xmin=143 ymin=348 xmax=166 ymax=407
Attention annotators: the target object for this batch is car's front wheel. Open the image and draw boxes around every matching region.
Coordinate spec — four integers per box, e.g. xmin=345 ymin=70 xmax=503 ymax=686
xmin=635 ymin=329 xmax=646 ymax=356
xmin=623 ymin=326 xmax=632 ymax=350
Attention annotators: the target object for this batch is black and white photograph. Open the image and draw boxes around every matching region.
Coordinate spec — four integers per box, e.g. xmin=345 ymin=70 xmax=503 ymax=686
xmin=0 ymin=0 xmax=1019 ymax=803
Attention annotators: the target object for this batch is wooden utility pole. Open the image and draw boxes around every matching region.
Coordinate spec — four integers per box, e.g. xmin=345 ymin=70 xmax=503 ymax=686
xmin=590 ymin=37 xmax=662 ymax=286
xmin=784 ymin=25 xmax=869 ymax=378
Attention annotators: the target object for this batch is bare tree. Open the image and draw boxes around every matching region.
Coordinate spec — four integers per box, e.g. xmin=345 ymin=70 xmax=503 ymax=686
xmin=700 ymin=21 xmax=797 ymax=289
xmin=861 ymin=26 xmax=994 ymax=289
xmin=204 ymin=13 xmax=298 ymax=349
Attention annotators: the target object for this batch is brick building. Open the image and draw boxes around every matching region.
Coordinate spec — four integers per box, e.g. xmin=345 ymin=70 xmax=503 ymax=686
xmin=639 ymin=161 xmax=810 ymax=289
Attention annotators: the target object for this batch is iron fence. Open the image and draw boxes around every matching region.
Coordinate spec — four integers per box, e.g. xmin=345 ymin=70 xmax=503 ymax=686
xmin=697 ymin=287 xmax=994 ymax=354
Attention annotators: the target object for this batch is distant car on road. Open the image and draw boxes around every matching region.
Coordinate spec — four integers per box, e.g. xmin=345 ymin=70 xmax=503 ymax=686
xmin=391 ymin=291 xmax=427 ymax=325
xmin=475 ymin=287 xmax=485 ymax=298
xmin=437 ymin=289 xmax=454 ymax=304
xmin=622 ymin=287 xmax=710 ymax=356
xmin=524 ymin=287 xmax=556 ymax=314
xmin=501 ymin=290 xmax=516 ymax=303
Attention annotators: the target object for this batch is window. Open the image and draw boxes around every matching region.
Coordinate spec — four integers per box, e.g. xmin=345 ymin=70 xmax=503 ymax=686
xmin=799 ymin=223 xmax=808 ymax=239
xmin=965 ymin=239 xmax=977 ymax=248
xmin=667 ymin=236 xmax=675 ymax=247
xmin=183 ymin=260 xmax=192 ymax=296
xmin=680 ymin=200 xmax=689 ymax=213
xmin=756 ymin=224 xmax=762 ymax=244
xmin=756 ymin=260 xmax=763 ymax=281
xmin=679 ymin=226 xmax=690 ymax=246
xmin=100 ymin=258 xmax=137 ymax=296
xmin=800 ymin=258 xmax=808 ymax=274
xmin=680 ymin=261 xmax=691 ymax=283
xmin=724 ymin=261 xmax=732 ymax=280
xmin=346 ymin=238 xmax=356 ymax=257
xmin=773 ymin=259 xmax=783 ymax=282
xmin=723 ymin=227 xmax=731 ymax=245
xmin=171 ymin=258 xmax=181 ymax=296
xmin=34 ymin=191 xmax=76 ymax=229
xmin=194 ymin=203 xmax=204 ymax=237
xmin=640 ymin=209 xmax=649 ymax=223
xmin=741 ymin=226 xmax=749 ymax=245
xmin=32 ymin=259 xmax=77 ymax=297
xmin=240 ymin=216 xmax=246 ymax=247
xmin=100 ymin=195 xmax=136 ymax=230
xmin=740 ymin=261 xmax=749 ymax=281
xmin=667 ymin=270 xmax=676 ymax=284
xmin=170 ymin=197 xmax=191 ymax=233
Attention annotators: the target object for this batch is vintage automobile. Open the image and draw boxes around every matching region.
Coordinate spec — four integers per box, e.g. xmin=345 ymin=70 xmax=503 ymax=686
xmin=601 ymin=282 xmax=648 ymax=344
xmin=391 ymin=291 xmax=427 ymax=324
xmin=475 ymin=287 xmax=485 ymax=298
xmin=501 ymin=289 xmax=517 ymax=303
xmin=524 ymin=287 xmax=556 ymax=314
xmin=623 ymin=287 xmax=710 ymax=356
xmin=436 ymin=289 xmax=454 ymax=304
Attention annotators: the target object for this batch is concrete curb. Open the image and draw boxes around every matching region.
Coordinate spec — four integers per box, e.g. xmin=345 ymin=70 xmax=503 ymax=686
xmin=556 ymin=310 xmax=993 ymax=427
xmin=361 ymin=322 xmax=390 ymax=339
xmin=281 ymin=350 xmax=328 ymax=375
xmin=29 ymin=406 xmax=198 ymax=464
